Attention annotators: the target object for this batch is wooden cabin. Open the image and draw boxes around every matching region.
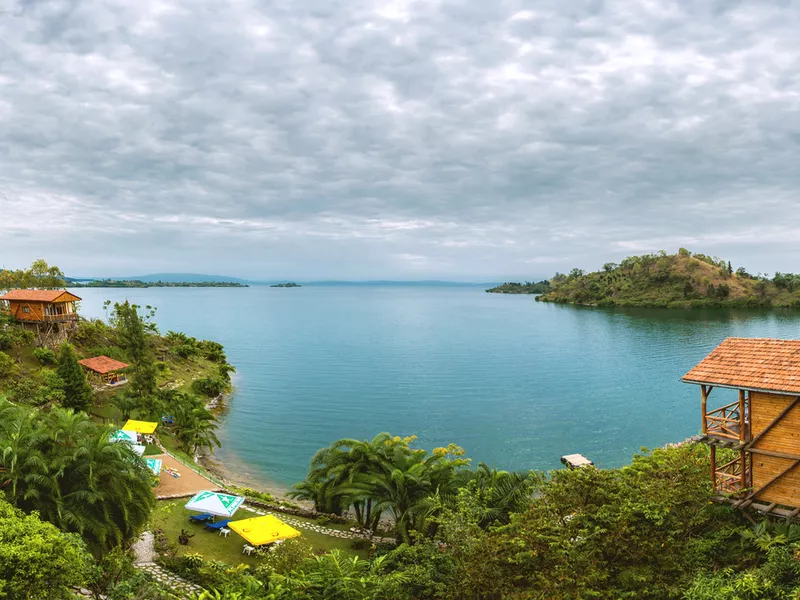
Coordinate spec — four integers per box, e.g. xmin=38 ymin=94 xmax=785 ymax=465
xmin=0 ymin=289 xmax=81 ymax=322
xmin=79 ymin=356 xmax=130 ymax=385
xmin=683 ymin=338 xmax=800 ymax=518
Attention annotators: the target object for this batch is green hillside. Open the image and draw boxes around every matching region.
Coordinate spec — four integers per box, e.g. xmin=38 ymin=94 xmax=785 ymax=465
xmin=534 ymin=249 xmax=800 ymax=308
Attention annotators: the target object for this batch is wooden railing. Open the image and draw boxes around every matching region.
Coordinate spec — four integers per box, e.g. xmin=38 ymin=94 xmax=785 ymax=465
xmin=715 ymin=456 xmax=745 ymax=496
xmin=705 ymin=400 xmax=742 ymax=441
xmin=41 ymin=313 xmax=78 ymax=322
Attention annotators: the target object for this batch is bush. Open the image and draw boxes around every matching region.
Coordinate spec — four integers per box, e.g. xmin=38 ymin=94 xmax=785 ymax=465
xmin=191 ymin=376 xmax=227 ymax=398
xmin=0 ymin=350 xmax=18 ymax=379
xmin=172 ymin=343 xmax=198 ymax=359
xmin=33 ymin=347 xmax=56 ymax=365
xmin=0 ymin=499 xmax=91 ymax=599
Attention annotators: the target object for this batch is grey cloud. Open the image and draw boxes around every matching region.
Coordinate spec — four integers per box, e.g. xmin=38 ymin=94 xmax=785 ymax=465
xmin=2 ymin=0 xmax=800 ymax=279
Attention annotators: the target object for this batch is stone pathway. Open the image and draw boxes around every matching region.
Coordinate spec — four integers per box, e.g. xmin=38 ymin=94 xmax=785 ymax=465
xmin=243 ymin=504 xmax=396 ymax=545
xmin=136 ymin=561 xmax=203 ymax=598
xmin=132 ymin=531 xmax=203 ymax=599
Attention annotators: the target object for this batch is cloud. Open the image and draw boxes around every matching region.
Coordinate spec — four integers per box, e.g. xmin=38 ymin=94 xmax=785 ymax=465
xmin=1 ymin=0 xmax=800 ymax=279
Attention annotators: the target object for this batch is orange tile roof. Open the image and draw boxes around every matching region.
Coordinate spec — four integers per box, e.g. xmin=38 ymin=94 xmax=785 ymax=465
xmin=78 ymin=356 xmax=130 ymax=374
xmin=682 ymin=338 xmax=800 ymax=394
xmin=0 ymin=289 xmax=81 ymax=302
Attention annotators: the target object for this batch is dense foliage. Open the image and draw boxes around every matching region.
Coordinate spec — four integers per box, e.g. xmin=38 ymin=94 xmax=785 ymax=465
xmin=167 ymin=443 xmax=800 ymax=600
xmin=0 ymin=499 xmax=91 ymax=599
xmin=0 ymin=259 xmax=65 ymax=291
xmin=485 ymin=280 xmax=551 ymax=294
xmin=535 ymin=249 xmax=800 ymax=308
xmin=0 ymin=400 xmax=156 ymax=556
xmin=288 ymin=434 xmax=533 ymax=544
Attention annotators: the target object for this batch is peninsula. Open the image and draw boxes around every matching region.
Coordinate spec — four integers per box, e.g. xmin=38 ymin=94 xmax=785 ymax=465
xmin=493 ymin=249 xmax=800 ymax=308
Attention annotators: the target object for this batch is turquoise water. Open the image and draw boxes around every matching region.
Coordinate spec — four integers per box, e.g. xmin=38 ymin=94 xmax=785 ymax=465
xmin=75 ymin=286 xmax=800 ymax=488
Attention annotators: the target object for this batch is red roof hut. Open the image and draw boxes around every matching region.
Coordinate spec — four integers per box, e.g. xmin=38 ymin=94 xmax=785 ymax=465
xmin=79 ymin=356 xmax=130 ymax=385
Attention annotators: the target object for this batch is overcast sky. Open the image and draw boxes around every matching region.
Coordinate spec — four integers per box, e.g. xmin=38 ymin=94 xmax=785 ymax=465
xmin=1 ymin=0 xmax=800 ymax=280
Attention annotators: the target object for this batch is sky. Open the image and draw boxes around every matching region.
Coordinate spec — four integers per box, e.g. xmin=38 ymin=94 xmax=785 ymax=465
xmin=2 ymin=0 xmax=800 ymax=281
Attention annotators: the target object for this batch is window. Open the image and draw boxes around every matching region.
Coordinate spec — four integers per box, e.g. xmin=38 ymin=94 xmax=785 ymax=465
xmin=22 ymin=307 xmax=30 ymax=313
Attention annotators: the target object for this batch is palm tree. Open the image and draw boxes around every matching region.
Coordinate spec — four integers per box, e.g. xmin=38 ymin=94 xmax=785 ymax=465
xmin=58 ymin=432 xmax=155 ymax=555
xmin=173 ymin=403 xmax=220 ymax=456
xmin=468 ymin=463 xmax=534 ymax=528
xmin=111 ymin=391 xmax=139 ymax=422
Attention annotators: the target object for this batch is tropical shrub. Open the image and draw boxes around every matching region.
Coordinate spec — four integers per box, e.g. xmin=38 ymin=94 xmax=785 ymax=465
xmin=32 ymin=346 xmax=56 ymax=365
xmin=192 ymin=376 xmax=227 ymax=398
xmin=0 ymin=499 xmax=91 ymax=599
xmin=0 ymin=350 xmax=18 ymax=379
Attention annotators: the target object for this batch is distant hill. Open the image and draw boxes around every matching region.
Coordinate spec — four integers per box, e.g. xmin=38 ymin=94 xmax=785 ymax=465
xmin=533 ymin=250 xmax=800 ymax=308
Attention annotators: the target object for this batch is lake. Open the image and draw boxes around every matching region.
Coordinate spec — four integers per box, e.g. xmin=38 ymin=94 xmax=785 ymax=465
xmin=75 ymin=285 xmax=800 ymax=490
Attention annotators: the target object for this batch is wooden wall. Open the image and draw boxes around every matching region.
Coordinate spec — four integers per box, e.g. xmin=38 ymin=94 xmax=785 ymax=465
xmin=7 ymin=301 xmax=74 ymax=322
xmin=9 ymin=300 xmax=45 ymax=321
xmin=750 ymin=391 xmax=800 ymax=507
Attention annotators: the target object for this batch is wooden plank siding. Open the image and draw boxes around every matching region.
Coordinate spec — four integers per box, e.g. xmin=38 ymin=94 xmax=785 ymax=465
xmin=750 ymin=392 xmax=800 ymax=507
xmin=6 ymin=300 xmax=75 ymax=322
xmin=9 ymin=300 xmax=45 ymax=321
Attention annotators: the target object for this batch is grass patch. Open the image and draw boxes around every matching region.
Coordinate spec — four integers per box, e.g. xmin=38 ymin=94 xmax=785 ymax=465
xmin=143 ymin=444 xmax=162 ymax=456
xmin=152 ymin=499 xmax=367 ymax=567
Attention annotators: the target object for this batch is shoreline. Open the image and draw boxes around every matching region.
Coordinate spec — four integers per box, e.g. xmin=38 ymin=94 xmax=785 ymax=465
xmin=200 ymin=391 xmax=304 ymax=503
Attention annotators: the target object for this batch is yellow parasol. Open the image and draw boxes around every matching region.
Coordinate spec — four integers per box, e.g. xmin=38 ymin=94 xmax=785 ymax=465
xmin=229 ymin=515 xmax=301 ymax=546
xmin=122 ymin=419 xmax=159 ymax=434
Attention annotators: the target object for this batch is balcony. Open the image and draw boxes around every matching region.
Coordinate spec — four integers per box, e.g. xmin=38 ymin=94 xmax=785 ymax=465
xmin=714 ymin=454 xmax=747 ymax=496
xmin=41 ymin=313 xmax=78 ymax=322
xmin=705 ymin=399 xmax=745 ymax=442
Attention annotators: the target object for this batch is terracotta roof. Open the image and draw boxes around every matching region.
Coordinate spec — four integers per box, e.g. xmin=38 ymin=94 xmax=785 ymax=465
xmin=0 ymin=289 xmax=81 ymax=302
xmin=78 ymin=356 xmax=130 ymax=374
xmin=682 ymin=338 xmax=800 ymax=394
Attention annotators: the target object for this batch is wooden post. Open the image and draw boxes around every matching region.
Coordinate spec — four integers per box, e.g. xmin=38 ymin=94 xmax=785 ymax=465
xmin=740 ymin=449 xmax=746 ymax=493
xmin=701 ymin=385 xmax=709 ymax=434
xmin=738 ymin=389 xmax=746 ymax=443
xmin=711 ymin=445 xmax=719 ymax=492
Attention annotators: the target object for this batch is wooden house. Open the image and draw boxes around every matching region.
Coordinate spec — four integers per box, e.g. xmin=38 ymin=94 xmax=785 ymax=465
xmin=683 ymin=338 xmax=800 ymax=518
xmin=0 ymin=289 xmax=81 ymax=322
xmin=0 ymin=289 xmax=82 ymax=345
xmin=78 ymin=356 xmax=130 ymax=386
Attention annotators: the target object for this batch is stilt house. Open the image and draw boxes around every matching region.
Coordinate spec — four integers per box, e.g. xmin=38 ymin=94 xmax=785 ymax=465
xmin=683 ymin=338 xmax=800 ymax=518
xmin=0 ymin=289 xmax=81 ymax=345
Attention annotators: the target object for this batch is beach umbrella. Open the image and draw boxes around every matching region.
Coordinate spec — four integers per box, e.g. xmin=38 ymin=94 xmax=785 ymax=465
xmin=145 ymin=458 xmax=162 ymax=475
xmin=131 ymin=445 xmax=146 ymax=456
xmin=110 ymin=429 xmax=138 ymax=444
xmin=123 ymin=419 xmax=159 ymax=434
xmin=184 ymin=491 xmax=245 ymax=518
xmin=229 ymin=515 xmax=301 ymax=547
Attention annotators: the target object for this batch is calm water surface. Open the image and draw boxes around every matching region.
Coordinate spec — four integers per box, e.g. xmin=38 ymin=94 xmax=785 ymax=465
xmin=76 ymin=286 xmax=800 ymax=488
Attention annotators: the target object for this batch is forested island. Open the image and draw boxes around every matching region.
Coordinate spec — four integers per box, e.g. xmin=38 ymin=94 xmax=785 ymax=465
xmin=69 ymin=279 xmax=249 ymax=288
xmin=485 ymin=280 xmax=551 ymax=294
xmin=270 ymin=282 xmax=301 ymax=288
xmin=493 ymin=249 xmax=800 ymax=308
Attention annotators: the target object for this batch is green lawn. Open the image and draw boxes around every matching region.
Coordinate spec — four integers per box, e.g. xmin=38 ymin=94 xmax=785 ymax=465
xmin=152 ymin=499 xmax=367 ymax=566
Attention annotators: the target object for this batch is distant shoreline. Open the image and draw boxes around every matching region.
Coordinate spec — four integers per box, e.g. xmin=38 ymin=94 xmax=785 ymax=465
xmin=69 ymin=280 xmax=249 ymax=288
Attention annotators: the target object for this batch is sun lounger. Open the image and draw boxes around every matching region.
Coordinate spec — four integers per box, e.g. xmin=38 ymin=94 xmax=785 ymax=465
xmin=205 ymin=519 xmax=231 ymax=531
xmin=189 ymin=513 xmax=214 ymax=523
